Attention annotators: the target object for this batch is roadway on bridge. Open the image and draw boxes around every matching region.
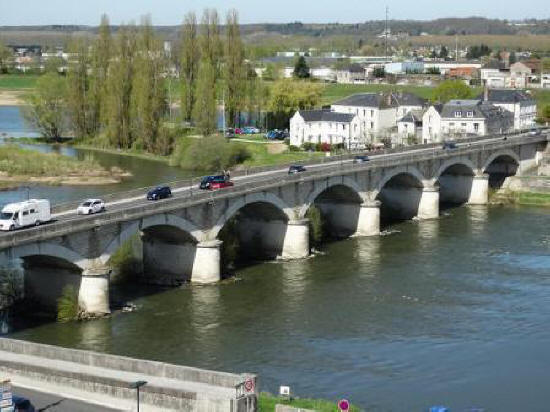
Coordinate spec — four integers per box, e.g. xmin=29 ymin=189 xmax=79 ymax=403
xmin=0 ymin=132 xmax=536 ymax=238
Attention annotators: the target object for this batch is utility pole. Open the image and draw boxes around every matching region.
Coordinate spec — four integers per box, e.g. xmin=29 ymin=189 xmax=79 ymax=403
xmin=222 ymin=89 xmax=226 ymax=137
xmin=455 ymin=35 xmax=459 ymax=62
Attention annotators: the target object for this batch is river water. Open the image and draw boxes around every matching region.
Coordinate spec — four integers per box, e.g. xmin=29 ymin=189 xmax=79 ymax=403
xmin=2 ymin=106 xmax=550 ymax=410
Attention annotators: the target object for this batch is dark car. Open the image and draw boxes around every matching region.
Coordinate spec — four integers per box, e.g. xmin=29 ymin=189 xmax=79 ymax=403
xmin=288 ymin=165 xmax=306 ymax=175
xmin=13 ymin=395 xmax=36 ymax=412
xmin=442 ymin=141 xmax=458 ymax=150
xmin=353 ymin=155 xmax=370 ymax=163
xmin=147 ymin=186 xmax=172 ymax=200
xmin=199 ymin=175 xmax=234 ymax=190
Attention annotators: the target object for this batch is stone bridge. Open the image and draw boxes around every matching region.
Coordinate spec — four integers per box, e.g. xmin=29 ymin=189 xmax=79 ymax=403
xmin=0 ymin=134 xmax=547 ymax=315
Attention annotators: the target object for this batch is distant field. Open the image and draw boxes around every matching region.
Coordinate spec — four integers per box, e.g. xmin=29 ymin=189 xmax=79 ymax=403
xmin=0 ymin=74 xmax=39 ymax=90
xmin=409 ymin=34 xmax=550 ymax=51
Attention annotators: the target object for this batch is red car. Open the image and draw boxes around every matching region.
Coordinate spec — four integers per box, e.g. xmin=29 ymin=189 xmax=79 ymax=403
xmin=234 ymin=128 xmax=244 ymax=135
xmin=199 ymin=175 xmax=234 ymax=190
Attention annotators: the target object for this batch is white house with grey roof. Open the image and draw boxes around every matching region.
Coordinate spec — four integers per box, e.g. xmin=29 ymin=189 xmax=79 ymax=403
xmin=330 ymin=92 xmax=426 ymax=143
xmin=290 ymin=110 xmax=361 ymax=149
xmin=422 ymin=99 xmax=514 ymax=141
xmin=477 ymin=89 xmax=537 ymax=130
xmin=397 ymin=110 xmax=425 ymax=144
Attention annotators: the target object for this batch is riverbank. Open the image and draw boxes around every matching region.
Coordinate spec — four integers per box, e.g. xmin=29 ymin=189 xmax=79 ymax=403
xmin=0 ymin=144 xmax=130 ymax=188
xmin=0 ymin=91 xmax=25 ymax=106
xmin=259 ymin=393 xmax=360 ymax=411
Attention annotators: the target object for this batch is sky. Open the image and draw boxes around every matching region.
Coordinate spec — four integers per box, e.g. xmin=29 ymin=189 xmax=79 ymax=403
xmin=0 ymin=0 xmax=548 ymax=26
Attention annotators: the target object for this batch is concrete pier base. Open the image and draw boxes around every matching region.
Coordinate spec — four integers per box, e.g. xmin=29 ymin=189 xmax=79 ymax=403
xmin=281 ymin=219 xmax=310 ymax=259
xmin=468 ymin=174 xmax=490 ymax=205
xmin=78 ymin=267 xmax=110 ymax=316
xmin=355 ymin=201 xmax=381 ymax=236
xmin=418 ymin=186 xmax=440 ymax=220
xmin=191 ymin=240 xmax=222 ymax=284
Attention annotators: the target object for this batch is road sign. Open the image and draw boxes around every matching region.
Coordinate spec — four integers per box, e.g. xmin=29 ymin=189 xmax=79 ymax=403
xmin=244 ymin=378 xmax=255 ymax=394
xmin=338 ymin=399 xmax=350 ymax=411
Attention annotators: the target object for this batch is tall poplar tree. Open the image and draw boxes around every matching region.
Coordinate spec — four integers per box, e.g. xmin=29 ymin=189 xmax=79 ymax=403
xmin=224 ymin=9 xmax=245 ymax=128
xmin=66 ymin=38 xmax=92 ymax=138
xmin=200 ymin=9 xmax=222 ymax=72
xmin=89 ymin=14 xmax=112 ymax=136
xmin=192 ymin=58 xmax=217 ymax=136
xmin=104 ymin=25 xmax=136 ymax=148
xmin=179 ymin=12 xmax=200 ymax=122
xmin=131 ymin=16 xmax=166 ymax=152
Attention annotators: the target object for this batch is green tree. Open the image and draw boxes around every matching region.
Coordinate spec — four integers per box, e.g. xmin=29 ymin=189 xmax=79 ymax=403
xmin=268 ymin=79 xmax=322 ymax=128
xmin=192 ymin=58 xmax=217 ymax=135
xmin=23 ymin=72 xmax=66 ymax=140
xmin=89 ymin=14 xmax=112 ymax=136
xmin=172 ymin=135 xmax=250 ymax=170
xmin=104 ymin=25 xmax=136 ymax=148
xmin=224 ymin=9 xmax=245 ymax=128
xmin=179 ymin=12 xmax=200 ymax=122
xmin=131 ymin=16 xmax=167 ymax=152
xmin=0 ymin=41 xmax=11 ymax=73
xmin=439 ymin=46 xmax=448 ymax=59
xmin=293 ymin=55 xmax=310 ymax=79
xmin=432 ymin=80 xmax=474 ymax=103
xmin=200 ymin=9 xmax=222 ymax=71
xmin=57 ymin=285 xmax=79 ymax=322
xmin=66 ymin=38 xmax=93 ymax=139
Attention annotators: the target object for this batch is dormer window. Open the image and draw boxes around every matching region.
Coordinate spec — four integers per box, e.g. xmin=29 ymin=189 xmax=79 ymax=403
xmin=454 ymin=111 xmax=462 ymax=118
xmin=467 ymin=111 xmax=474 ymax=118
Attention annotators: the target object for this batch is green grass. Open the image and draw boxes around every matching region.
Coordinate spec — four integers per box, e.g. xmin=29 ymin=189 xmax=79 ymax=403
xmin=517 ymin=192 xmax=550 ymax=206
xmin=0 ymin=144 xmax=105 ymax=176
xmin=258 ymin=393 xmax=361 ymax=412
xmin=235 ymin=141 xmax=324 ymax=168
xmin=321 ymin=83 xmax=436 ymax=105
xmin=0 ymin=74 xmax=40 ymax=90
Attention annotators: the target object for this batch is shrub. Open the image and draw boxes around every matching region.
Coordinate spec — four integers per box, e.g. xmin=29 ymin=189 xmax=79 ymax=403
xmin=289 ymin=145 xmax=301 ymax=152
xmin=319 ymin=142 xmax=331 ymax=152
xmin=57 ymin=285 xmax=79 ymax=322
xmin=171 ymin=136 xmax=251 ymax=171
xmin=306 ymin=205 xmax=325 ymax=247
xmin=302 ymin=142 xmax=315 ymax=151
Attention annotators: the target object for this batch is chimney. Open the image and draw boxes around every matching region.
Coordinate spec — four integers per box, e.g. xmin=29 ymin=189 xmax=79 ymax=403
xmin=386 ymin=92 xmax=393 ymax=107
xmin=483 ymin=80 xmax=489 ymax=102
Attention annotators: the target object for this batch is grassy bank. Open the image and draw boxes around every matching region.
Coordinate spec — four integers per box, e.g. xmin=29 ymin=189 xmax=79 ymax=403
xmin=0 ymin=74 xmax=39 ymax=90
xmin=0 ymin=144 xmax=128 ymax=185
xmin=492 ymin=190 xmax=550 ymax=206
xmin=258 ymin=393 xmax=361 ymax=412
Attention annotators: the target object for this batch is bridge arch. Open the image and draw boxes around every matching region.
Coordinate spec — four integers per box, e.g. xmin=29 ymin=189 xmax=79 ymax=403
xmin=482 ymin=149 xmax=521 ymax=173
xmin=100 ymin=214 xmax=203 ymax=264
xmin=299 ymin=176 xmax=365 ymax=219
xmin=210 ymin=192 xmax=294 ymax=240
xmin=434 ymin=158 xmax=477 ymax=181
xmin=373 ymin=166 xmax=426 ymax=198
xmin=8 ymin=242 xmax=88 ymax=270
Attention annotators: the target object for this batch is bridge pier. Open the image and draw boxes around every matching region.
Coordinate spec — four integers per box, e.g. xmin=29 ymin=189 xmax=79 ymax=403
xmin=78 ymin=266 xmax=111 ymax=316
xmin=282 ymin=219 xmax=310 ymax=259
xmin=468 ymin=174 xmax=489 ymax=205
xmin=355 ymin=201 xmax=381 ymax=236
xmin=418 ymin=184 xmax=440 ymax=220
xmin=191 ymin=240 xmax=222 ymax=284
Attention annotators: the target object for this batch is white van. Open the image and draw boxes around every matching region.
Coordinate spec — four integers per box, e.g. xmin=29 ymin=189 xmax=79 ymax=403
xmin=0 ymin=199 xmax=51 ymax=231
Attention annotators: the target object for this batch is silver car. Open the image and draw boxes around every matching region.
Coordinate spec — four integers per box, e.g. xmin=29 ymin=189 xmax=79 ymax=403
xmin=77 ymin=199 xmax=106 ymax=215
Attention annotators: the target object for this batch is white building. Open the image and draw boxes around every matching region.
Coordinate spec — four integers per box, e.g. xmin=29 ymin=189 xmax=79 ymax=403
xmin=290 ymin=110 xmax=361 ymax=149
xmin=480 ymin=89 xmax=537 ymax=130
xmin=397 ymin=110 xmax=424 ymax=144
xmin=336 ymin=64 xmax=366 ymax=84
xmin=310 ymin=67 xmax=336 ymax=82
xmin=422 ymin=99 xmax=514 ymax=142
xmin=331 ymin=92 xmax=426 ymax=143
xmin=480 ymin=68 xmax=510 ymax=88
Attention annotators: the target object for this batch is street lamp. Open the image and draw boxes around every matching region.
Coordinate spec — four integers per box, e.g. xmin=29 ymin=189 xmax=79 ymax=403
xmin=129 ymin=380 xmax=147 ymax=412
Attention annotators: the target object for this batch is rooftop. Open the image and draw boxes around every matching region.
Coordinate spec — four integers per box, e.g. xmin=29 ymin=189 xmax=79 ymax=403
xmin=297 ymin=110 xmax=356 ymax=123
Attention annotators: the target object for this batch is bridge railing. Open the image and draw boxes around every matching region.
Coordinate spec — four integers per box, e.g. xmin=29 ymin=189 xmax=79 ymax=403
xmin=50 ymin=129 xmax=549 ymax=214
xmin=1 ymin=132 xmax=548 ymax=249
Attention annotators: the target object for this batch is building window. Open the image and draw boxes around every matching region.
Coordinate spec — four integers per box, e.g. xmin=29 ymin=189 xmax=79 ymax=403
xmin=474 ymin=123 xmax=479 ymax=132
xmin=467 ymin=111 xmax=473 ymax=117
xmin=461 ymin=123 xmax=467 ymax=127
xmin=370 ymin=110 xmax=374 ymax=117
xmin=363 ymin=110 xmax=366 ymax=116
xmin=454 ymin=111 xmax=462 ymax=117
xmin=370 ymin=122 xmax=374 ymax=129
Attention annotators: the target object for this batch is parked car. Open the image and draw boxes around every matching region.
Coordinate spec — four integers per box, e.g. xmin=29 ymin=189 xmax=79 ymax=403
xmin=353 ymin=155 xmax=370 ymax=163
xmin=529 ymin=128 xmax=541 ymax=136
xmin=288 ymin=165 xmax=307 ymax=175
xmin=265 ymin=130 xmax=279 ymax=139
xmin=243 ymin=126 xmax=260 ymax=134
xmin=0 ymin=199 xmax=51 ymax=231
xmin=235 ymin=128 xmax=244 ymax=135
xmin=199 ymin=175 xmax=234 ymax=190
xmin=77 ymin=199 xmax=105 ymax=215
xmin=442 ymin=141 xmax=458 ymax=150
xmin=147 ymin=186 xmax=172 ymax=200
xmin=224 ymin=128 xmax=235 ymax=138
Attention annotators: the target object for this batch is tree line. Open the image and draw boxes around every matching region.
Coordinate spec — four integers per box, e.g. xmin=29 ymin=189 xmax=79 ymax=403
xmin=24 ymin=10 xmax=322 ymax=154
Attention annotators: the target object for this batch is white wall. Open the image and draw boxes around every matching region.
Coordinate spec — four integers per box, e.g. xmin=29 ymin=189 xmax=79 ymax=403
xmin=422 ymin=107 xmax=442 ymax=143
